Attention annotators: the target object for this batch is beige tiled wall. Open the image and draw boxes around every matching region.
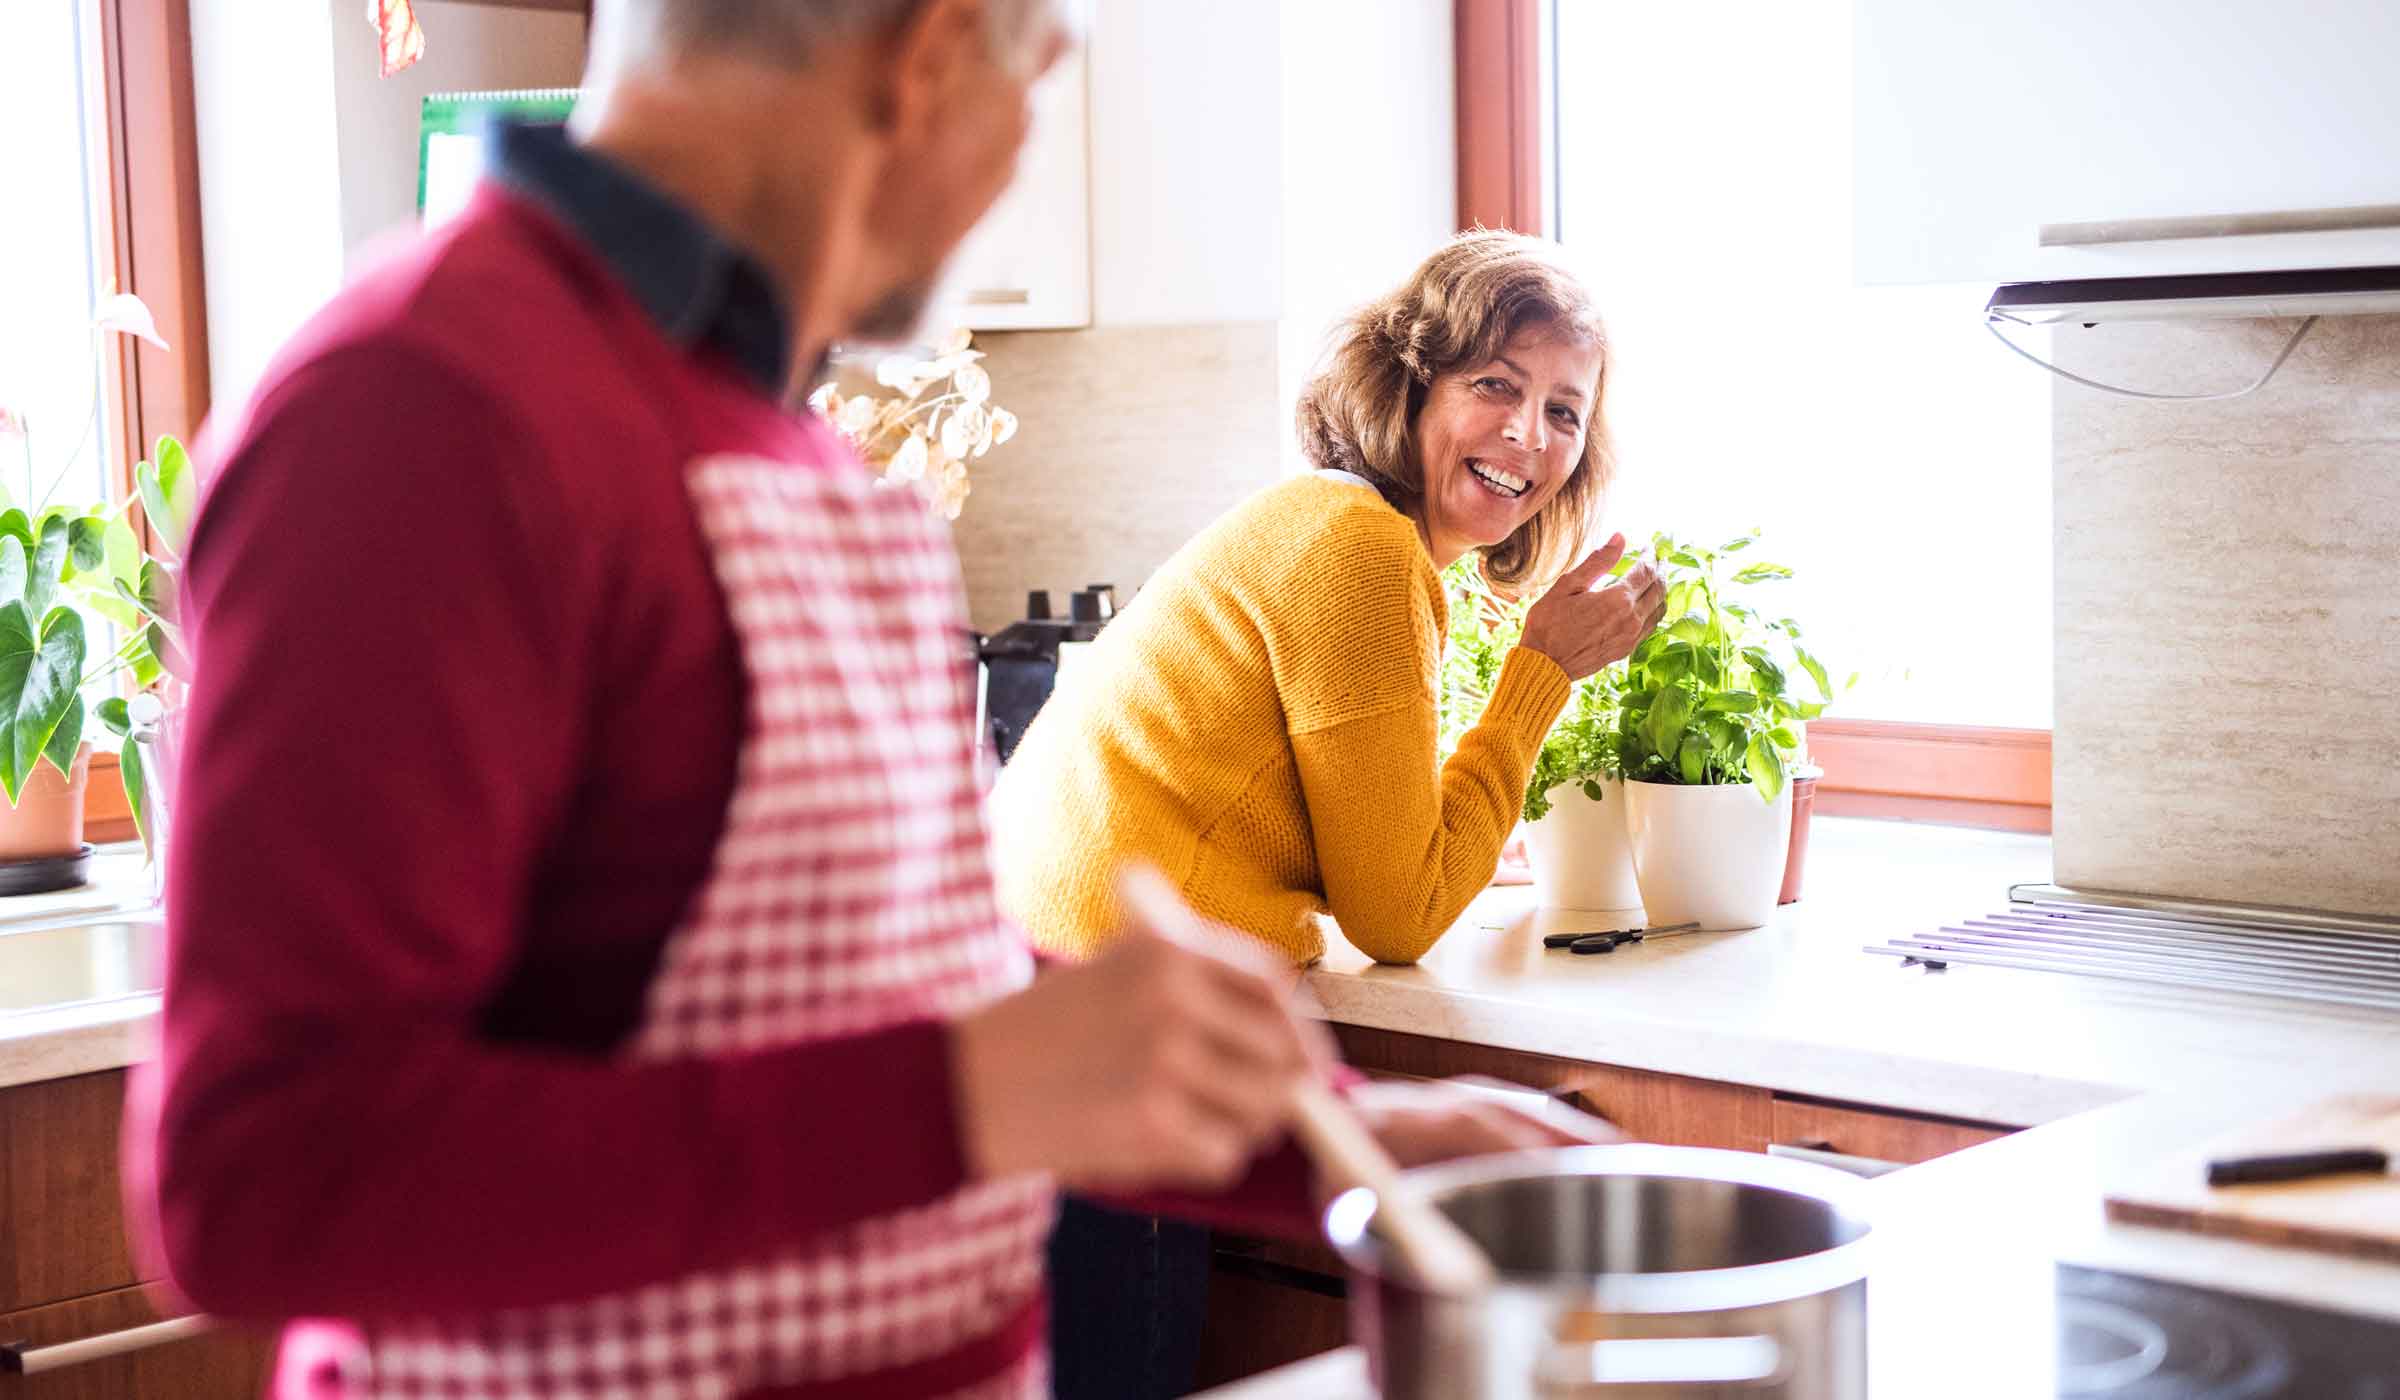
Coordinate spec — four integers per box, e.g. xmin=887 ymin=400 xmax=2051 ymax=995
xmin=948 ymin=322 xmax=1284 ymax=632
xmin=2052 ymin=314 xmax=2400 ymax=918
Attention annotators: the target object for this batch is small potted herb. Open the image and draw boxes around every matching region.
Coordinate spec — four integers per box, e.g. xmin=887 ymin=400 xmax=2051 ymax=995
xmin=1439 ymin=561 xmax=1640 ymax=911
xmin=1613 ymin=532 xmax=1846 ymax=930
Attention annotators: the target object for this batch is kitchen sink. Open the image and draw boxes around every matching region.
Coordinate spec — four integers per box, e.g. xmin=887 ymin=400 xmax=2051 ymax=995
xmin=0 ymin=916 xmax=164 ymax=1015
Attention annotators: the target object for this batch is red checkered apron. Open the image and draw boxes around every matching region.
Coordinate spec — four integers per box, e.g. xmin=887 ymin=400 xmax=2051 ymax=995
xmin=344 ymin=452 xmax=1054 ymax=1398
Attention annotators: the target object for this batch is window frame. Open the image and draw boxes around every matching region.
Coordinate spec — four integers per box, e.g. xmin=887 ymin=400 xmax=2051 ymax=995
xmin=1453 ymin=0 xmax=2052 ymax=833
xmin=80 ymin=0 xmax=210 ymax=843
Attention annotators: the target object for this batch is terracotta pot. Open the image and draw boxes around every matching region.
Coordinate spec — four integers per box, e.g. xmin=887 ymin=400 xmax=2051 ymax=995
xmin=1779 ymin=771 xmax=1821 ymax=905
xmin=0 ymin=744 xmax=91 ymax=861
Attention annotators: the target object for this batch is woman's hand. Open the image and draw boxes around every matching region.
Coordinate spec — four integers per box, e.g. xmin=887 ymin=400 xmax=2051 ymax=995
xmin=1349 ymin=1077 xmax=1624 ymax=1169
xmin=1517 ymin=533 xmax=1666 ymax=681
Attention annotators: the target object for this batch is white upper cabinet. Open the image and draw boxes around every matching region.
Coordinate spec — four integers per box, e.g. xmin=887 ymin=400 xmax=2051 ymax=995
xmin=947 ymin=12 xmax=1092 ymax=330
xmin=1855 ymin=1 xmax=2400 ymax=286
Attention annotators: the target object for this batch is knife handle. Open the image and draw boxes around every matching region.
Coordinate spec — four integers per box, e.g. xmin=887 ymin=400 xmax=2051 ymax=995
xmin=2206 ymin=1147 xmax=2390 ymax=1186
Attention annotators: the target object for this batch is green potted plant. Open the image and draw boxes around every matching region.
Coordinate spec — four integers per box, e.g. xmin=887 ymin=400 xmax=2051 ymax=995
xmin=1438 ymin=561 xmax=1641 ymax=911
xmin=0 ymin=290 xmax=192 ymax=869
xmin=1612 ymin=531 xmax=1846 ymax=930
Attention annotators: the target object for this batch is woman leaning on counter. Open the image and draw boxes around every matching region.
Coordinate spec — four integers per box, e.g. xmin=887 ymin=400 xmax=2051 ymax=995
xmin=992 ymin=230 xmax=1667 ymax=970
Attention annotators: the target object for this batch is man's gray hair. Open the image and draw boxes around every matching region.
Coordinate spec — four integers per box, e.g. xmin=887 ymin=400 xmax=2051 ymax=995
xmin=599 ymin=0 xmax=1047 ymax=73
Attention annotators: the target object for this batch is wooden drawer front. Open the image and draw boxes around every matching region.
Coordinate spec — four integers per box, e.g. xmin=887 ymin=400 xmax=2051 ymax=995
xmin=0 ymin=1073 xmax=139 ymax=1315
xmin=1770 ymin=1098 xmax=2014 ymax=1168
xmin=0 ymin=1285 xmax=270 ymax=1400
xmin=1330 ymin=1025 xmax=1775 ymax=1153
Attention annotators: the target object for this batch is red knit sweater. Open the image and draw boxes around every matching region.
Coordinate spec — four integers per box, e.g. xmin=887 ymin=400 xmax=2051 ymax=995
xmin=124 ymin=189 xmax=1314 ymax=1352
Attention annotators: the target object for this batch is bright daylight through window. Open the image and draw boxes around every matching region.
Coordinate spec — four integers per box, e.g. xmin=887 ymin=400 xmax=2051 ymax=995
xmin=0 ymin=3 xmax=117 ymax=514
xmin=1552 ymin=1 xmax=2053 ymax=729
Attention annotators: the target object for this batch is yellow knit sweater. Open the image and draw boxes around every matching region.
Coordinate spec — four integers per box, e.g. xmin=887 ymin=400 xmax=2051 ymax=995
xmin=990 ymin=474 xmax=1570 ymax=966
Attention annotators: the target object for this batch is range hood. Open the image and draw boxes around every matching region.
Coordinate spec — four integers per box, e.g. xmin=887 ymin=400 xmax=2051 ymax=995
xmin=1986 ymin=264 xmax=2400 ymax=325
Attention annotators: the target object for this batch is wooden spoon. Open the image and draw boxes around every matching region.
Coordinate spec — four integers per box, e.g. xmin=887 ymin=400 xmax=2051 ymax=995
xmin=1116 ymin=865 xmax=1497 ymax=1293
xmin=1287 ymin=1079 xmax=1498 ymax=1295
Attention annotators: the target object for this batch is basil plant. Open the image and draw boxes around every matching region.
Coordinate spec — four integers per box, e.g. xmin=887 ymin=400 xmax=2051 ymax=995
xmin=1437 ymin=530 xmax=1849 ymax=820
xmin=0 ymin=434 xmax=192 ymax=840
xmin=1614 ymin=532 xmax=1849 ymax=803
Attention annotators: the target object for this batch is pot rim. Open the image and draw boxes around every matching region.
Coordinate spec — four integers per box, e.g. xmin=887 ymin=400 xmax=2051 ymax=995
xmin=1323 ymin=1144 xmax=1874 ymax=1312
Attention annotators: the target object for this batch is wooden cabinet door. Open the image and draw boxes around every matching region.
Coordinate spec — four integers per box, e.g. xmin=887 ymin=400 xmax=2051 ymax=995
xmin=1329 ymin=1025 xmax=1775 ymax=1152
xmin=0 ymin=1073 xmax=140 ymax=1316
xmin=1769 ymin=1098 xmax=2014 ymax=1171
xmin=0 ymin=1285 xmax=269 ymax=1400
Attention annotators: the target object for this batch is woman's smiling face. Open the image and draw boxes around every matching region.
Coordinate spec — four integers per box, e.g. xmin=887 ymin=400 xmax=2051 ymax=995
xmin=1410 ymin=326 xmax=1604 ymax=569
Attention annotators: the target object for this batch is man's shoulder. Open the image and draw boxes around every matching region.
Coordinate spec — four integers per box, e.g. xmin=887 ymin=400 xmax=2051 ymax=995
xmin=242 ymin=194 xmax=656 ymax=449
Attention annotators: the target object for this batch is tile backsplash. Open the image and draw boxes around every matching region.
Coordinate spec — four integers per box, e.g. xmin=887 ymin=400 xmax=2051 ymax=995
xmin=2052 ymin=314 xmax=2400 ymax=918
xmin=949 ymin=322 xmax=1283 ymax=632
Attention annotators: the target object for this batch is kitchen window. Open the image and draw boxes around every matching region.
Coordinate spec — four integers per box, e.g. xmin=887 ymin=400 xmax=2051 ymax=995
xmin=1 ymin=3 xmax=120 ymax=511
xmin=1458 ymin=0 xmax=2053 ymax=829
xmin=0 ymin=0 xmax=209 ymax=842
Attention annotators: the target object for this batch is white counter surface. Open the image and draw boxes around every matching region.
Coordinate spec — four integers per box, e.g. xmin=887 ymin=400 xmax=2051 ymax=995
xmin=1211 ymin=816 xmax=2400 ymax=1398
xmin=1308 ymin=816 xmax=2400 ymax=1127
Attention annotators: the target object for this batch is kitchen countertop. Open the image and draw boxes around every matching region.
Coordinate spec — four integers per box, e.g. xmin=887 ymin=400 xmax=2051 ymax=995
xmin=1199 ymin=1086 xmax=2400 ymax=1398
xmin=1205 ymin=817 xmax=2400 ymax=1398
xmin=1308 ymin=816 xmax=2400 ymax=1127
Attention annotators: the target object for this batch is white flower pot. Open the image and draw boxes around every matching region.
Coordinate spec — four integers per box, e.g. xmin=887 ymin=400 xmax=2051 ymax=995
xmin=1623 ymin=778 xmax=1795 ymax=931
xmin=1521 ymin=778 xmax=1643 ymax=911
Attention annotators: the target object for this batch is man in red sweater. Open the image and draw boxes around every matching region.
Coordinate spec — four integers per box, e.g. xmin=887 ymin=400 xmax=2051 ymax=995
xmin=129 ymin=2 xmax=1605 ymax=1396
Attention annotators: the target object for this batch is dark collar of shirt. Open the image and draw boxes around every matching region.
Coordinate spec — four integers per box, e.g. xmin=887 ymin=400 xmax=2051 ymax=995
xmin=488 ymin=121 xmax=792 ymax=393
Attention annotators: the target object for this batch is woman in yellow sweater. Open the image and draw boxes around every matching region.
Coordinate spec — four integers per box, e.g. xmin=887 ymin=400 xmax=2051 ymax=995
xmin=993 ymin=231 xmax=1665 ymax=970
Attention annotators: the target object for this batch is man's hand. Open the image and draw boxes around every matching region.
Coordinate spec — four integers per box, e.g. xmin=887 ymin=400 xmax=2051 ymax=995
xmin=1347 ymin=1077 xmax=1623 ymax=1169
xmin=951 ymin=871 xmax=1324 ymax=1193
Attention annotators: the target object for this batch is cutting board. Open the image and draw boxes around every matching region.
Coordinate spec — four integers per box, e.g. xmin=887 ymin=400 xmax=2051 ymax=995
xmin=2105 ymin=1094 xmax=2400 ymax=1263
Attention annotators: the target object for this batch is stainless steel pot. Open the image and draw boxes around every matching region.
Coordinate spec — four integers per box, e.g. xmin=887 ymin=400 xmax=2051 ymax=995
xmin=1323 ymin=1145 xmax=1872 ymax=1399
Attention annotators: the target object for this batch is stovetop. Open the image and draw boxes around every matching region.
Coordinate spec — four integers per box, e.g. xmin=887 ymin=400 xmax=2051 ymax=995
xmin=2057 ymin=1265 xmax=2400 ymax=1397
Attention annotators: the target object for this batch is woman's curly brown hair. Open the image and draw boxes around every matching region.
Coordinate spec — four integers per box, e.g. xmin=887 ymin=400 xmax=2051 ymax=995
xmin=1294 ymin=230 xmax=1614 ymax=596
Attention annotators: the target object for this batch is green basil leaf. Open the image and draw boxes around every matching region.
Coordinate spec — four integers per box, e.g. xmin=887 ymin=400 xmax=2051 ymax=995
xmin=1746 ymin=732 xmax=1788 ymax=803
xmin=1719 ymin=536 xmax=1753 ymax=554
xmin=1677 ymin=732 xmax=1708 ymax=784
xmin=1743 ymin=647 xmax=1787 ymax=696
xmin=1732 ymin=562 xmax=1793 ymax=584
xmin=1702 ymin=690 xmax=1758 ymax=713
xmin=1793 ymin=645 xmax=1835 ymax=704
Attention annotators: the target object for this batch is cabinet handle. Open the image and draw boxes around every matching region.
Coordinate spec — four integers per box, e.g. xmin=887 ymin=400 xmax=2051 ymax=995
xmin=1 ymin=1315 xmax=212 ymax=1375
xmin=1767 ymin=1140 xmax=1907 ymax=1178
xmin=965 ymin=288 xmax=1032 ymax=305
xmin=2040 ymin=203 xmax=2400 ymax=247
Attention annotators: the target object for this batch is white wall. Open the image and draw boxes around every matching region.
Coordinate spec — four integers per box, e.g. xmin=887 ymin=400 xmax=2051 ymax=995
xmin=1275 ymin=0 xmax=1456 ymax=460
xmin=328 ymin=0 xmax=585 ymax=271
xmin=190 ymin=0 xmax=346 ymax=423
xmin=1085 ymin=0 xmax=1284 ymax=324
xmin=191 ymin=0 xmax=583 ymax=423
